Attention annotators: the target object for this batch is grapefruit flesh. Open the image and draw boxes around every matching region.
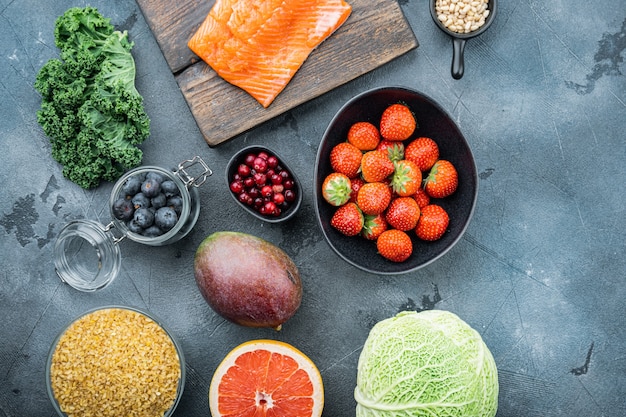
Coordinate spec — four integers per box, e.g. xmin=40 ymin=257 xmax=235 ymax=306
xmin=209 ymin=340 xmax=324 ymax=417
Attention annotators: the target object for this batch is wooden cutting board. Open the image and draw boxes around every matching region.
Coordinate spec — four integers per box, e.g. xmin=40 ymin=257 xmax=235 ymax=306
xmin=136 ymin=0 xmax=419 ymax=147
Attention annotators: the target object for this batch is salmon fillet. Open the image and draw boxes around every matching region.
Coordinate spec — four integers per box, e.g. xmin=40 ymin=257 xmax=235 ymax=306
xmin=188 ymin=0 xmax=352 ymax=108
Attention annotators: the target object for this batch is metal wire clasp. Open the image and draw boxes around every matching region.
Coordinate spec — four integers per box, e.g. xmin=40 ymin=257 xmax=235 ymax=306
xmin=175 ymin=156 xmax=212 ymax=188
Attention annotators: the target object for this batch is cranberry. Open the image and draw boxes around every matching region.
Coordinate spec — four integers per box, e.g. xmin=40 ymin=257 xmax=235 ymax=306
xmin=267 ymin=155 xmax=279 ymax=169
xmin=283 ymin=179 xmax=294 ymax=190
xmin=248 ymin=187 xmax=260 ymax=199
xmin=273 ymin=192 xmax=285 ymax=205
xmin=279 ymin=170 xmax=290 ymax=180
xmin=264 ymin=201 xmax=276 ymax=213
xmin=257 ymin=151 xmax=269 ymax=160
xmin=238 ymin=163 xmax=251 ymax=177
xmin=244 ymin=153 xmax=256 ymax=167
xmin=238 ymin=192 xmax=251 ymax=205
xmin=271 ymin=173 xmax=282 ymax=185
xmin=253 ymin=157 xmax=268 ymax=173
xmin=254 ymin=197 xmax=264 ymax=207
xmin=253 ymin=172 xmax=267 ymax=186
xmin=284 ymin=189 xmax=296 ymax=203
xmin=261 ymin=185 xmax=273 ymax=198
xmin=243 ymin=177 xmax=255 ymax=188
xmin=230 ymin=180 xmax=244 ymax=194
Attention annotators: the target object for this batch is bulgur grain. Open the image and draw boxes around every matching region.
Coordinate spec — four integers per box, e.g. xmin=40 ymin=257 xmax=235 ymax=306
xmin=49 ymin=308 xmax=182 ymax=417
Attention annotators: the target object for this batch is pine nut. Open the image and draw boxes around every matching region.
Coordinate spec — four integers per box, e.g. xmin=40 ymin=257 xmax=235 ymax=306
xmin=435 ymin=0 xmax=490 ymax=34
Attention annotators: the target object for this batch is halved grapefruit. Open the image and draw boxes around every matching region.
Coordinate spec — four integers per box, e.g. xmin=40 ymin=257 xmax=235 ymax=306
xmin=209 ymin=339 xmax=324 ymax=417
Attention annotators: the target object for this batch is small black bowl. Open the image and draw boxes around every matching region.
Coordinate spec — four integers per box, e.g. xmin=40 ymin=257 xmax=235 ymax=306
xmin=430 ymin=0 xmax=497 ymax=79
xmin=314 ymin=86 xmax=478 ymax=275
xmin=226 ymin=145 xmax=302 ymax=223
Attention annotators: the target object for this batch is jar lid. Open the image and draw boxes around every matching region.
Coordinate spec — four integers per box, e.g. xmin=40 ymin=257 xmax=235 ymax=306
xmin=54 ymin=219 xmax=122 ymax=292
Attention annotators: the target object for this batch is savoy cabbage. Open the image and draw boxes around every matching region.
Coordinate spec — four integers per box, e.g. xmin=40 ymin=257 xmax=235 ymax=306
xmin=355 ymin=310 xmax=499 ymax=417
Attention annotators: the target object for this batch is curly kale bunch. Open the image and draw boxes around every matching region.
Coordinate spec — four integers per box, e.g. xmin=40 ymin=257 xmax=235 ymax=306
xmin=35 ymin=7 xmax=150 ymax=189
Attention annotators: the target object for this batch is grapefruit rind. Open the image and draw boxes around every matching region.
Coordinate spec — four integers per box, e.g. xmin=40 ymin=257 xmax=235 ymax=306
xmin=209 ymin=339 xmax=324 ymax=417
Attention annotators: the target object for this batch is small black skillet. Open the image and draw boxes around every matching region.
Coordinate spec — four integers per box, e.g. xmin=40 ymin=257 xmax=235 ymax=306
xmin=429 ymin=0 xmax=497 ymax=79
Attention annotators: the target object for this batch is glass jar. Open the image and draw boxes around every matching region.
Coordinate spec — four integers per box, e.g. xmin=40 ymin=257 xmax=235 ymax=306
xmin=54 ymin=156 xmax=211 ymax=292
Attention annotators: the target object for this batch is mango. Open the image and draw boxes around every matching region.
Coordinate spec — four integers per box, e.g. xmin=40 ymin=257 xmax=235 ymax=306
xmin=194 ymin=231 xmax=302 ymax=330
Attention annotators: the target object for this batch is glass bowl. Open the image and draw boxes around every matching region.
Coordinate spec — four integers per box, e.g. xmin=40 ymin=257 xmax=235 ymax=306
xmin=46 ymin=306 xmax=186 ymax=417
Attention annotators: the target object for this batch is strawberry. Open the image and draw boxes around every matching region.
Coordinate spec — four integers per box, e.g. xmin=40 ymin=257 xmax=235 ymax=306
xmin=391 ymin=159 xmax=422 ymax=197
xmin=379 ymin=103 xmax=416 ymax=141
xmin=405 ymin=137 xmax=440 ymax=172
xmin=376 ymin=140 xmax=405 ymax=162
xmin=330 ymin=202 xmax=363 ymax=237
xmin=385 ymin=197 xmax=421 ymax=231
xmin=347 ymin=122 xmax=380 ymax=151
xmin=322 ymin=172 xmax=352 ymax=206
xmin=415 ymin=204 xmax=449 ymax=241
xmin=348 ymin=177 xmax=365 ymax=203
xmin=412 ymin=187 xmax=431 ymax=209
xmin=424 ymin=160 xmax=458 ymax=198
xmin=360 ymin=150 xmax=394 ymax=183
xmin=377 ymin=229 xmax=413 ymax=262
xmin=356 ymin=182 xmax=392 ymax=215
xmin=361 ymin=213 xmax=388 ymax=240
xmin=330 ymin=142 xmax=362 ymax=178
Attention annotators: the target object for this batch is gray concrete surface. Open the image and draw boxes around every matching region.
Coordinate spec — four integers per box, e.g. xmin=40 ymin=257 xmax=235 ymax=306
xmin=1 ymin=0 xmax=625 ymax=416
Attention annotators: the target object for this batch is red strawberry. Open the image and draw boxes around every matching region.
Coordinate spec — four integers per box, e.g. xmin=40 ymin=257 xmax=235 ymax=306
xmin=361 ymin=150 xmax=394 ymax=183
xmin=391 ymin=159 xmax=422 ymax=197
xmin=379 ymin=103 xmax=416 ymax=141
xmin=322 ymin=172 xmax=352 ymax=206
xmin=415 ymin=204 xmax=449 ymax=241
xmin=347 ymin=122 xmax=381 ymax=151
xmin=376 ymin=140 xmax=405 ymax=162
xmin=405 ymin=137 xmax=440 ymax=171
xmin=348 ymin=177 xmax=365 ymax=203
xmin=377 ymin=229 xmax=413 ymax=262
xmin=330 ymin=142 xmax=362 ymax=178
xmin=356 ymin=182 xmax=392 ymax=215
xmin=424 ymin=160 xmax=458 ymax=198
xmin=361 ymin=213 xmax=388 ymax=240
xmin=330 ymin=202 xmax=363 ymax=236
xmin=412 ymin=187 xmax=431 ymax=209
xmin=385 ymin=197 xmax=421 ymax=231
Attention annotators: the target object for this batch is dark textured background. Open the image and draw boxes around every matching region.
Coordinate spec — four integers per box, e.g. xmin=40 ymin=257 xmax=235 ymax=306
xmin=1 ymin=0 xmax=625 ymax=416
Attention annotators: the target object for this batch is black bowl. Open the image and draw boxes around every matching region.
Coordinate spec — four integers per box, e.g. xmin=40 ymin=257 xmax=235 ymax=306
xmin=226 ymin=145 xmax=302 ymax=223
xmin=314 ymin=86 xmax=478 ymax=275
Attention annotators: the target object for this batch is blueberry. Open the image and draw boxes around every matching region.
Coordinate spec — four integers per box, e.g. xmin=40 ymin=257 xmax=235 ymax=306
xmin=151 ymin=193 xmax=167 ymax=209
xmin=160 ymin=180 xmax=180 ymax=198
xmin=131 ymin=193 xmax=150 ymax=210
xmin=133 ymin=207 xmax=154 ymax=229
xmin=127 ymin=219 xmax=144 ymax=234
xmin=142 ymin=225 xmax=163 ymax=237
xmin=167 ymin=195 xmax=184 ymax=216
xmin=155 ymin=207 xmax=178 ymax=231
xmin=146 ymin=171 xmax=165 ymax=184
xmin=121 ymin=175 xmax=142 ymax=197
xmin=141 ymin=178 xmax=161 ymax=198
xmin=112 ymin=198 xmax=134 ymax=221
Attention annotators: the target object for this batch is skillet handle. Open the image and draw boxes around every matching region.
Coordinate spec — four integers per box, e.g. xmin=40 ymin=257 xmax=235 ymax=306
xmin=451 ymin=38 xmax=466 ymax=79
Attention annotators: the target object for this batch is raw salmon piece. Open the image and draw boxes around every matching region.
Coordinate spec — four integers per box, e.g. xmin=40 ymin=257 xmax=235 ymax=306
xmin=188 ymin=0 xmax=352 ymax=108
